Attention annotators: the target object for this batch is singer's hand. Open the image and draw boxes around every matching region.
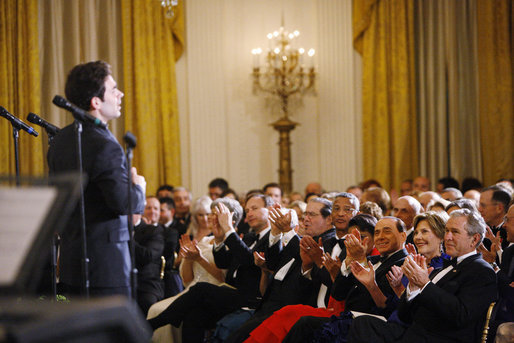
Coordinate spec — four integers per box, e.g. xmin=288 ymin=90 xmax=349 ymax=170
xmin=131 ymin=167 xmax=146 ymax=191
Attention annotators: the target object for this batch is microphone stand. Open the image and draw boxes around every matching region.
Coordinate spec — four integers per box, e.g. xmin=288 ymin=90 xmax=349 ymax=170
xmin=12 ymin=126 xmax=21 ymax=186
xmin=48 ymin=129 xmax=58 ymax=301
xmin=124 ymin=131 xmax=137 ymax=300
xmin=74 ymin=120 xmax=89 ymax=298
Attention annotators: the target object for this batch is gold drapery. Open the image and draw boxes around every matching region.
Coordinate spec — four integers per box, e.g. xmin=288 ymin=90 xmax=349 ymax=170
xmin=354 ymin=0 xmax=418 ymax=190
xmin=476 ymin=0 xmax=513 ymax=186
xmin=121 ymin=0 xmax=184 ymax=195
xmin=0 ymin=0 xmax=43 ymax=176
xmin=39 ymin=0 xmax=125 ymax=146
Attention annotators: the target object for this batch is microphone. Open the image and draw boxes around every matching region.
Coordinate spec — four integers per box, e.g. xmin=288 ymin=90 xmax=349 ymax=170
xmin=0 ymin=106 xmax=39 ymax=137
xmin=123 ymin=131 xmax=137 ymax=149
xmin=27 ymin=112 xmax=60 ymax=136
xmin=52 ymin=95 xmax=107 ymax=129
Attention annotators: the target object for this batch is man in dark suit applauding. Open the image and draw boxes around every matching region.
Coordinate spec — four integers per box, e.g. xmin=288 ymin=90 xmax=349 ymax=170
xmin=48 ymin=61 xmax=146 ymax=297
xmin=348 ymin=208 xmax=497 ymax=343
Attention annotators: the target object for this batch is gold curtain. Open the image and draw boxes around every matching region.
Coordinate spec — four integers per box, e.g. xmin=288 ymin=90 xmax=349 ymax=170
xmin=121 ymin=0 xmax=184 ymax=195
xmin=39 ymin=0 xmax=125 ymax=152
xmin=353 ymin=0 xmax=417 ymax=190
xmin=476 ymin=0 xmax=514 ymax=185
xmin=0 ymin=0 xmax=43 ymax=177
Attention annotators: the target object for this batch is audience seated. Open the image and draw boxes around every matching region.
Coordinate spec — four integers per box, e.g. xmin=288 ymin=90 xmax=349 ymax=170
xmin=281 ymin=216 xmax=408 ymax=342
xmin=138 ymin=178 xmax=512 ymax=343
xmin=347 ymin=209 xmax=497 ymax=343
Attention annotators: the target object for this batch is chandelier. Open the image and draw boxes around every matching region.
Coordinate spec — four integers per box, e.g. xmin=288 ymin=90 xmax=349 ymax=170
xmin=251 ymin=24 xmax=317 ymax=193
xmin=251 ymin=26 xmax=316 ymax=119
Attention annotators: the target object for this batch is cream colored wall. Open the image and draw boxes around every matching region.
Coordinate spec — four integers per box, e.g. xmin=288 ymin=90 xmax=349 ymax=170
xmin=176 ymin=0 xmax=362 ymax=198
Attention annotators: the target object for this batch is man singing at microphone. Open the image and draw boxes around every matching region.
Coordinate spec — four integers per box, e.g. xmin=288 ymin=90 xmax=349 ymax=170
xmin=48 ymin=61 xmax=146 ymax=297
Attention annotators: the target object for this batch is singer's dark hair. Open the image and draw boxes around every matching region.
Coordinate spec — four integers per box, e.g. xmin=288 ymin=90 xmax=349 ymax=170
xmin=65 ymin=61 xmax=112 ymax=111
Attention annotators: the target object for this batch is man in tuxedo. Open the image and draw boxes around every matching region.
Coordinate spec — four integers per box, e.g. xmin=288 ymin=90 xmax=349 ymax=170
xmin=283 ymin=216 xmax=408 ymax=342
xmin=48 ymin=61 xmax=146 ymax=297
xmin=147 ymin=195 xmax=270 ymax=343
xmin=300 ymin=194 xmax=359 ymax=309
xmin=347 ymin=208 xmax=497 ymax=343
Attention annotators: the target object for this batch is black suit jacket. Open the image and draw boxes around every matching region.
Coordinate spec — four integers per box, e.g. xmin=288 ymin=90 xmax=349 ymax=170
xmin=397 ymin=253 xmax=497 ymax=343
xmin=48 ymin=121 xmax=145 ymax=288
xmin=134 ymin=222 xmax=165 ymax=296
xmin=213 ymin=230 xmax=270 ymax=308
xmin=312 ymin=235 xmax=347 ymax=290
xmin=256 ymin=234 xmax=309 ymax=314
xmin=331 ymin=248 xmax=408 ymax=317
xmin=296 ymin=228 xmax=337 ymax=307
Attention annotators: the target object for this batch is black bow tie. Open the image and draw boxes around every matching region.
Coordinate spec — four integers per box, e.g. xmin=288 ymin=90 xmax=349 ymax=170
xmin=443 ymin=258 xmax=458 ymax=269
xmin=378 ymin=255 xmax=388 ymax=263
xmin=245 ymin=232 xmax=258 ymax=246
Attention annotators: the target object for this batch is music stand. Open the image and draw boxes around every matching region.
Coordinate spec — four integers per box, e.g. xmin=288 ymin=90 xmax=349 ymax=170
xmin=0 ymin=173 xmax=81 ymax=295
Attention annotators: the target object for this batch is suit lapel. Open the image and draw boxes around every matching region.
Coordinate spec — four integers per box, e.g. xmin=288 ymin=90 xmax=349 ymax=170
xmin=253 ymin=231 xmax=270 ymax=252
xmin=375 ymin=249 xmax=408 ymax=278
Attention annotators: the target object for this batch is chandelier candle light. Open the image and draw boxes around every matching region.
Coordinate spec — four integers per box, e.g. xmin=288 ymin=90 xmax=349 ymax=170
xmin=251 ymin=25 xmax=316 ymax=193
